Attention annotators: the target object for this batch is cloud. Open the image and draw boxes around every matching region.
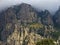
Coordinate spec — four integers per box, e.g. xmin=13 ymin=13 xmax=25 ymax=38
xmin=0 ymin=0 xmax=60 ymax=13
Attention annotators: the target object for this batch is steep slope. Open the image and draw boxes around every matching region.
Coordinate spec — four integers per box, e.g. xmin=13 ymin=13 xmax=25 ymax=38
xmin=0 ymin=3 xmax=43 ymax=45
xmin=39 ymin=10 xmax=53 ymax=25
xmin=0 ymin=3 xmax=58 ymax=45
xmin=53 ymin=7 xmax=60 ymax=28
xmin=17 ymin=3 xmax=37 ymax=23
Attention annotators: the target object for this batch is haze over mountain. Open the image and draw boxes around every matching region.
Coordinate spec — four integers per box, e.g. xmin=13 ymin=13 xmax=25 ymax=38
xmin=0 ymin=0 xmax=60 ymax=13
xmin=0 ymin=2 xmax=60 ymax=45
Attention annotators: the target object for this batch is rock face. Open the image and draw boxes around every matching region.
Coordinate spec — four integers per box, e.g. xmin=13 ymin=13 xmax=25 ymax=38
xmin=0 ymin=3 xmax=57 ymax=45
xmin=0 ymin=3 xmax=42 ymax=45
xmin=1 ymin=23 xmax=42 ymax=45
xmin=40 ymin=10 xmax=53 ymax=25
xmin=53 ymin=7 xmax=60 ymax=28
xmin=17 ymin=3 xmax=37 ymax=23
xmin=6 ymin=24 xmax=42 ymax=45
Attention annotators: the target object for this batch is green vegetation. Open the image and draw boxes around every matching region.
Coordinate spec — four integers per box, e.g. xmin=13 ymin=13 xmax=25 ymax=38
xmin=51 ymin=31 xmax=60 ymax=40
xmin=20 ymin=22 xmax=44 ymax=29
xmin=29 ymin=23 xmax=43 ymax=29
xmin=36 ymin=39 xmax=55 ymax=45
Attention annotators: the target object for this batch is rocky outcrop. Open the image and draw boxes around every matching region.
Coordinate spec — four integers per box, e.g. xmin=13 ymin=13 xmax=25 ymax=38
xmin=53 ymin=7 xmax=60 ymax=28
xmin=0 ymin=3 xmax=58 ymax=45
xmin=17 ymin=3 xmax=37 ymax=23
xmin=5 ymin=24 xmax=42 ymax=45
xmin=0 ymin=3 xmax=42 ymax=45
xmin=41 ymin=10 xmax=53 ymax=25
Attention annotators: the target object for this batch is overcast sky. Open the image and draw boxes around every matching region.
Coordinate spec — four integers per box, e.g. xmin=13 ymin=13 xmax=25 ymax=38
xmin=0 ymin=0 xmax=60 ymax=13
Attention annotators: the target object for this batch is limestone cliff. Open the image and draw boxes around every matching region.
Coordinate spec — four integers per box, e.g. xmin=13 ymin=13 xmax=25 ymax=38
xmin=0 ymin=3 xmax=58 ymax=45
xmin=1 ymin=23 xmax=42 ymax=45
xmin=0 ymin=3 xmax=43 ymax=45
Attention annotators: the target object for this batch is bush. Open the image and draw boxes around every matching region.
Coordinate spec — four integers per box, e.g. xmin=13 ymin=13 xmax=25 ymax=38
xmin=36 ymin=39 xmax=55 ymax=45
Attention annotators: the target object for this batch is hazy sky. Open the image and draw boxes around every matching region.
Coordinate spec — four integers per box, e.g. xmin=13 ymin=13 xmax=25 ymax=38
xmin=0 ymin=0 xmax=60 ymax=13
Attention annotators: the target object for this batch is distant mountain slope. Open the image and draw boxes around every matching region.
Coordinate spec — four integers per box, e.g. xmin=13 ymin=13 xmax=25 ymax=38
xmin=53 ymin=7 xmax=60 ymax=28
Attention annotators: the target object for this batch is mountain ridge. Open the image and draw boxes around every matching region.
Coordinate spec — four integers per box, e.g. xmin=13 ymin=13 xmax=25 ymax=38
xmin=0 ymin=3 xmax=60 ymax=45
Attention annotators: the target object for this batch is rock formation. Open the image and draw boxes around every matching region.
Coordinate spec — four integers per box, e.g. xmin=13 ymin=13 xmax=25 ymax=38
xmin=0 ymin=3 xmax=43 ymax=45
xmin=0 ymin=3 xmax=60 ymax=45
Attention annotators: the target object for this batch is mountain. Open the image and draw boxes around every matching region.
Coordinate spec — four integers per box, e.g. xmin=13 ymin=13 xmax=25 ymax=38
xmin=53 ymin=7 xmax=60 ymax=28
xmin=39 ymin=10 xmax=53 ymax=25
xmin=0 ymin=3 xmax=60 ymax=45
xmin=0 ymin=3 xmax=42 ymax=45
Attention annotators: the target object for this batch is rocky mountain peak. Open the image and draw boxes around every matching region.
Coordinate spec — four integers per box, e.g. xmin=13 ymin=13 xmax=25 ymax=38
xmin=53 ymin=7 xmax=60 ymax=28
xmin=0 ymin=3 xmax=59 ymax=45
xmin=20 ymin=3 xmax=31 ymax=7
xmin=0 ymin=3 xmax=39 ymax=45
xmin=44 ymin=10 xmax=50 ymax=15
xmin=17 ymin=3 xmax=37 ymax=23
